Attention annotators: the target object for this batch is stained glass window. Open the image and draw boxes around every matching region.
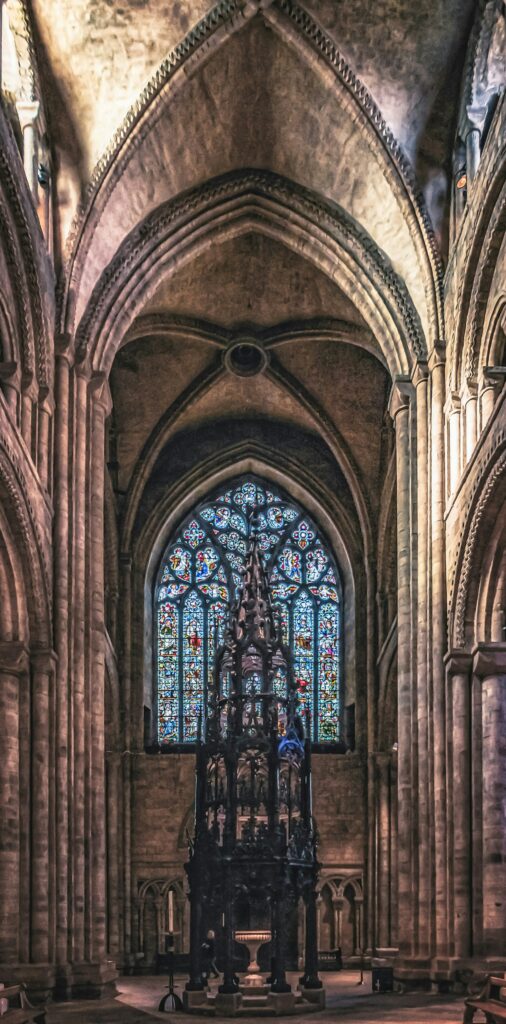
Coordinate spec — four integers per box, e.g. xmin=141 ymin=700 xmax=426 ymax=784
xmin=156 ymin=477 xmax=342 ymax=744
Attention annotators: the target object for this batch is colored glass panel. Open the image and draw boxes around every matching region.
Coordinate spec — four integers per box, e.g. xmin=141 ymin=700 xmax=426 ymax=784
xmin=159 ymin=583 xmax=188 ymax=600
xmin=195 ymin=545 xmax=219 ymax=582
xmin=208 ymin=601 xmax=227 ymax=689
xmin=168 ymin=546 xmax=191 ymax=581
xmin=317 ymin=602 xmax=340 ymax=741
xmin=274 ymin=602 xmax=290 ymax=646
xmin=201 ymin=505 xmax=231 ymax=529
xmin=199 ymin=583 xmax=228 ymax=601
xmin=158 ymin=603 xmax=179 ymax=743
xmin=293 ymin=591 xmax=314 ymax=722
xmin=279 ymin=547 xmax=302 ymax=582
xmin=292 ymin=520 xmax=315 ymax=550
xmin=183 ymin=520 xmax=205 ymax=548
xmin=306 ymin=547 xmax=328 ymax=582
xmin=182 ymin=593 xmax=204 ymax=742
xmin=156 ymin=477 xmax=343 ymax=743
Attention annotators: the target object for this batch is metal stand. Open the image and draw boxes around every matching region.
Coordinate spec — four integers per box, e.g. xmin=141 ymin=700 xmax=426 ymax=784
xmin=159 ymin=932 xmax=184 ymax=1012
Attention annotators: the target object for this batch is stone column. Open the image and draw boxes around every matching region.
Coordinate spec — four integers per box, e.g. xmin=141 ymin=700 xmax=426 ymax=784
xmin=429 ymin=345 xmax=448 ymax=956
xmin=333 ymin=899 xmax=343 ymax=950
xmin=474 ymin=644 xmax=506 ymax=956
xmin=36 ymin=388 xmax=52 ymax=492
xmin=106 ymin=753 xmax=121 ymax=959
xmin=376 ymin=754 xmax=393 ymax=950
xmin=316 ymin=893 xmax=322 ymax=952
xmin=446 ymin=394 xmax=462 ymax=497
xmin=0 ymin=360 xmax=19 ymax=418
xmin=15 ymin=101 xmax=40 ymax=200
xmin=89 ymin=373 xmax=112 ymax=964
xmin=463 ymin=382 xmax=478 ymax=463
xmin=72 ymin=364 xmax=89 ymax=964
xmin=355 ymin=896 xmax=364 ymax=954
xmin=466 ymin=128 xmax=481 ymax=183
xmin=413 ymin=362 xmax=430 ymax=955
xmin=390 ymin=756 xmax=398 ymax=948
xmin=53 ymin=345 xmax=72 ymax=976
xmin=119 ymin=554 xmax=133 ymax=963
xmin=445 ymin=652 xmax=472 ymax=959
xmin=0 ymin=642 xmax=27 ymax=964
xmin=465 ymin=107 xmax=486 ymax=185
xmin=30 ymin=650 xmax=57 ymax=963
xmin=480 ymin=371 xmax=498 ymax=428
xmin=20 ymin=376 xmax=34 ymax=453
xmin=388 ymin=378 xmax=415 ymax=956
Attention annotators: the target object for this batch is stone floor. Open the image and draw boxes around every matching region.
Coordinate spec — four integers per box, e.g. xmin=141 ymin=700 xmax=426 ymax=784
xmin=46 ymin=971 xmax=466 ymax=1023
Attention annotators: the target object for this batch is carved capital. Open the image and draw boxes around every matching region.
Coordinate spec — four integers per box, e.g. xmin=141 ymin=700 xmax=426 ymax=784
xmin=55 ymin=333 xmax=74 ymax=361
xmin=427 ymin=342 xmax=445 ymax=372
xmin=411 ymin=360 xmax=429 ymax=388
xmin=0 ymin=641 xmax=30 ymax=676
xmin=444 ymin=649 xmax=472 ymax=677
xmin=90 ymin=371 xmax=113 ymax=417
xmin=15 ymin=100 xmax=40 ymax=132
xmin=461 ymin=379 xmax=478 ymax=404
xmin=388 ymin=376 xmax=413 ymax=420
xmin=482 ymin=365 xmax=506 ymax=388
xmin=473 ymin=642 xmax=506 ymax=679
xmin=31 ymin=648 xmax=58 ymax=675
xmin=444 ymin=391 xmax=461 ymax=417
xmin=0 ymin=361 xmax=18 ymax=381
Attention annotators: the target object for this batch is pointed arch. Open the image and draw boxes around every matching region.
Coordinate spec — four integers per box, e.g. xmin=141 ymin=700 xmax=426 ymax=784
xmin=59 ymin=0 xmax=442 ymax=347
xmin=74 ymin=169 xmax=425 ymax=378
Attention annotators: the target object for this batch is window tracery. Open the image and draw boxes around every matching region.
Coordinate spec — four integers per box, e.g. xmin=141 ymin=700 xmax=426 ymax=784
xmin=156 ymin=478 xmax=342 ymax=744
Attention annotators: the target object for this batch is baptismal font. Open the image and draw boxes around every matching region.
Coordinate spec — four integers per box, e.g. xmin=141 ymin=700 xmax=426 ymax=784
xmin=183 ymin=537 xmax=324 ymax=1014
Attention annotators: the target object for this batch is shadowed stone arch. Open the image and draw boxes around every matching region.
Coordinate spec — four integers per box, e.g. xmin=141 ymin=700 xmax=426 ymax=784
xmin=74 ymin=169 xmax=426 ymax=378
xmin=0 ymin=117 xmax=53 ymax=390
xmin=59 ymin=0 xmax=443 ymax=345
xmin=449 ymin=435 xmax=506 ymax=648
xmin=461 ymin=180 xmax=506 ymax=387
xmin=0 ymin=442 xmax=52 ymax=647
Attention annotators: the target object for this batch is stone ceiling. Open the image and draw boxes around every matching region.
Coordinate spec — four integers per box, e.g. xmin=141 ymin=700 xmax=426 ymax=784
xmin=32 ymin=0 xmax=475 ymax=240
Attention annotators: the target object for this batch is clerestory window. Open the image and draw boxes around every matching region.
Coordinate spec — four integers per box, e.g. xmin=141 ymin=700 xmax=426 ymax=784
xmin=155 ymin=477 xmax=343 ymax=745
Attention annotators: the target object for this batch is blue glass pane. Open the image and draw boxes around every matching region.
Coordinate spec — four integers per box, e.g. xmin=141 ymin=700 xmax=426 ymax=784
xmin=293 ymin=591 xmax=314 ymax=723
xmin=158 ymin=602 xmax=179 ymax=744
xmin=317 ymin=603 xmax=340 ymax=741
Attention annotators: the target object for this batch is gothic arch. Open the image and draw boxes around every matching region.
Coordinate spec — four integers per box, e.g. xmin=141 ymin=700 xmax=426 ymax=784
xmin=461 ymin=180 xmax=506 ymax=387
xmin=0 ymin=114 xmax=53 ymax=391
xmin=128 ymin=453 xmax=364 ymax=749
xmin=118 ymin=333 xmax=373 ymax=565
xmin=0 ymin=443 xmax=52 ymax=647
xmin=74 ymin=170 xmax=425 ymax=379
xmin=449 ymin=434 xmax=506 ymax=648
xmin=460 ymin=0 xmax=505 ymax=130
xmin=450 ymin=123 xmax=506 ymax=392
xmin=59 ymin=0 xmax=441 ymax=346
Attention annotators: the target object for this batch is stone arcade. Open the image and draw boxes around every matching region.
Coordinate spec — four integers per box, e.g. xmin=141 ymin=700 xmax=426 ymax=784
xmin=0 ymin=0 xmax=504 ymax=1014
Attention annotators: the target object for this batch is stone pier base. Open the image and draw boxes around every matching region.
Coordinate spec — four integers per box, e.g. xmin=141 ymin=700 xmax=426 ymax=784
xmin=299 ymin=986 xmax=326 ymax=1007
xmin=394 ymin=957 xmax=506 ymax=993
xmin=214 ymin=992 xmax=243 ymax=1015
xmin=0 ymin=960 xmax=117 ymax=1001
